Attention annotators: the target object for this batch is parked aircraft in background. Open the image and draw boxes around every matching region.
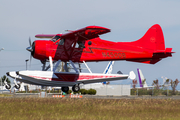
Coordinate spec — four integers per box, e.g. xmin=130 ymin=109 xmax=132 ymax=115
xmin=102 ymin=61 xmax=115 ymax=84
xmin=7 ymin=61 xmax=136 ymax=92
xmin=137 ymin=68 xmax=149 ymax=88
xmin=131 ymin=68 xmax=154 ymax=89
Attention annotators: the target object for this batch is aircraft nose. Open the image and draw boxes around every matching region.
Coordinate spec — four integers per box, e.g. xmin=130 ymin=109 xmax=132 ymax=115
xmin=26 ymin=46 xmax=33 ymax=52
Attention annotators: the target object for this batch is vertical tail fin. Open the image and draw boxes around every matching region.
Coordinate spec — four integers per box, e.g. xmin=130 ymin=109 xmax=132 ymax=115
xmin=103 ymin=61 xmax=115 ymax=84
xmin=127 ymin=24 xmax=174 ymax=64
xmin=103 ymin=61 xmax=115 ymax=74
xmin=132 ymin=24 xmax=165 ymax=52
xmin=137 ymin=68 xmax=148 ymax=88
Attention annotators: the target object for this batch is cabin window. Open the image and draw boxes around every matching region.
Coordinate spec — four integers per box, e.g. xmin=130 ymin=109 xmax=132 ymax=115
xmin=77 ymin=41 xmax=85 ymax=48
xmin=71 ymin=41 xmax=84 ymax=48
xmin=51 ymin=35 xmax=61 ymax=42
xmin=59 ymin=39 xmax=65 ymax=45
xmin=72 ymin=43 xmax=79 ymax=48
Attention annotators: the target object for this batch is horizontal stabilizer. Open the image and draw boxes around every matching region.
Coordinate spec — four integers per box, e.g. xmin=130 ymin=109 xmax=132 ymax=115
xmin=154 ymin=48 xmax=174 ymax=54
xmin=165 ymin=48 xmax=173 ymax=53
xmin=127 ymin=59 xmax=161 ymax=64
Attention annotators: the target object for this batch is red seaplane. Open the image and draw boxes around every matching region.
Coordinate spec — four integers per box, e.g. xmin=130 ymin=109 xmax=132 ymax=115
xmin=6 ymin=24 xmax=173 ymax=92
xmin=27 ymin=24 xmax=173 ymax=65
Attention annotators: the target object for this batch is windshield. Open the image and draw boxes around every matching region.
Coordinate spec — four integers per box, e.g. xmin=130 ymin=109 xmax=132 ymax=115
xmin=51 ymin=35 xmax=61 ymax=42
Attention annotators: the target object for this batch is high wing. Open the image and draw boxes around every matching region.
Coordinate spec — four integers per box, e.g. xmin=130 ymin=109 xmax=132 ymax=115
xmin=34 ymin=26 xmax=110 ymax=60
xmin=49 ymin=26 xmax=110 ymax=60
xmin=61 ymin=26 xmax=110 ymax=41
xmin=35 ymin=26 xmax=110 ymax=40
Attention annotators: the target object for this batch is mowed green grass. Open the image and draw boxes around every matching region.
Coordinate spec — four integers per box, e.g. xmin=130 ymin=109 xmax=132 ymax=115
xmin=0 ymin=98 xmax=180 ymax=120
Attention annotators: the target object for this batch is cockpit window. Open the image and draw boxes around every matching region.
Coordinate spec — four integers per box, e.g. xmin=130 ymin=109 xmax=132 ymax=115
xmin=51 ymin=35 xmax=61 ymax=42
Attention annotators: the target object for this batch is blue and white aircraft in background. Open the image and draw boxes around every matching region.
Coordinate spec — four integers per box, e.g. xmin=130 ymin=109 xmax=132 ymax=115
xmin=102 ymin=61 xmax=115 ymax=84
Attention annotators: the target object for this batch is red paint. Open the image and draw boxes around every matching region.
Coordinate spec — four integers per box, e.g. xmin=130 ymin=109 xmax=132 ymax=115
xmin=31 ymin=24 xmax=174 ymax=64
xmin=54 ymin=73 xmax=124 ymax=82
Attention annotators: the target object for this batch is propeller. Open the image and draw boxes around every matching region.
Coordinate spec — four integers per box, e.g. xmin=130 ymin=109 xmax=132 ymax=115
xmin=26 ymin=37 xmax=35 ymax=67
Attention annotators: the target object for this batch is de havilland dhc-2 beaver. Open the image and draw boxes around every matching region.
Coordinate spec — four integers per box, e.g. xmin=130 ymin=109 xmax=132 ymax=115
xmin=6 ymin=24 xmax=174 ymax=92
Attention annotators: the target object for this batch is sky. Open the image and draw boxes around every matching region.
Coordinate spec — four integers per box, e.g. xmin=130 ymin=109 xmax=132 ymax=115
xmin=0 ymin=0 xmax=180 ymax=89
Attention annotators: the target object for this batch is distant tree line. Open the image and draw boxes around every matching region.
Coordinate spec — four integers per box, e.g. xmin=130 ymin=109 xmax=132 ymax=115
xmin=0 ymin=75 xmax=11 ymax=85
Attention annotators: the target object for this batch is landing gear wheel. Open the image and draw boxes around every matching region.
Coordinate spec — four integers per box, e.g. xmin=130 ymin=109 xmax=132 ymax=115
xmin=72 ymin=84 xmax=80 ymax=92
xmin=15 ymin=84 xmax=21 ymax=89
xmin=5 ymin=84 xmax=11 ymax=90
xmin=61 ymin=87 xmax=69 ymax=92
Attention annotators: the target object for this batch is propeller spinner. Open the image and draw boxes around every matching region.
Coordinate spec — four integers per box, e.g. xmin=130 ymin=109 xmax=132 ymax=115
xmin=26 ymin=37 xmax=33 ymax=52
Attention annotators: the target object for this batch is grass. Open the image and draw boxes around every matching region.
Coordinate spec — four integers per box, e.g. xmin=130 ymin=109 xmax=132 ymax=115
xmin=0 ymin=98 xmax=180 ymax=120
xmin=0 ymin=94 xmax=12 ymax=97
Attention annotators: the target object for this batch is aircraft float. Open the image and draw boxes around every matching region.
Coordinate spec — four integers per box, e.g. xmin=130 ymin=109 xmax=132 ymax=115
xmin=6 ymin=24 xmax=174 ymax=92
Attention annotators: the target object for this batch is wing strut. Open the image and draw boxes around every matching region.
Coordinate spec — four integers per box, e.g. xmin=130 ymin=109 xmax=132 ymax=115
xmin=49 ymin=56 xmax=53 ymax=71
xmin=53 ymin=60 xmax=61 ymax=72
xmin=69 ymin=60 xmax=79 ymax=73
xmin=83 ymin=61 xmax=92 ymax=73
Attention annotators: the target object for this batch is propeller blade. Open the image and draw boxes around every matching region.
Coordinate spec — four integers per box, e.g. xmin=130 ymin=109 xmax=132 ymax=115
xmin=26 ymin=37 xmax=33 ymax=52
xmin=29 ymin=37 xmax=32 ymax=46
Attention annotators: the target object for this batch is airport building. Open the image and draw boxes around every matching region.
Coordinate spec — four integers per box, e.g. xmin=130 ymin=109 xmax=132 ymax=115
xmin=81 ymin=83 xmax=130 ymax=96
